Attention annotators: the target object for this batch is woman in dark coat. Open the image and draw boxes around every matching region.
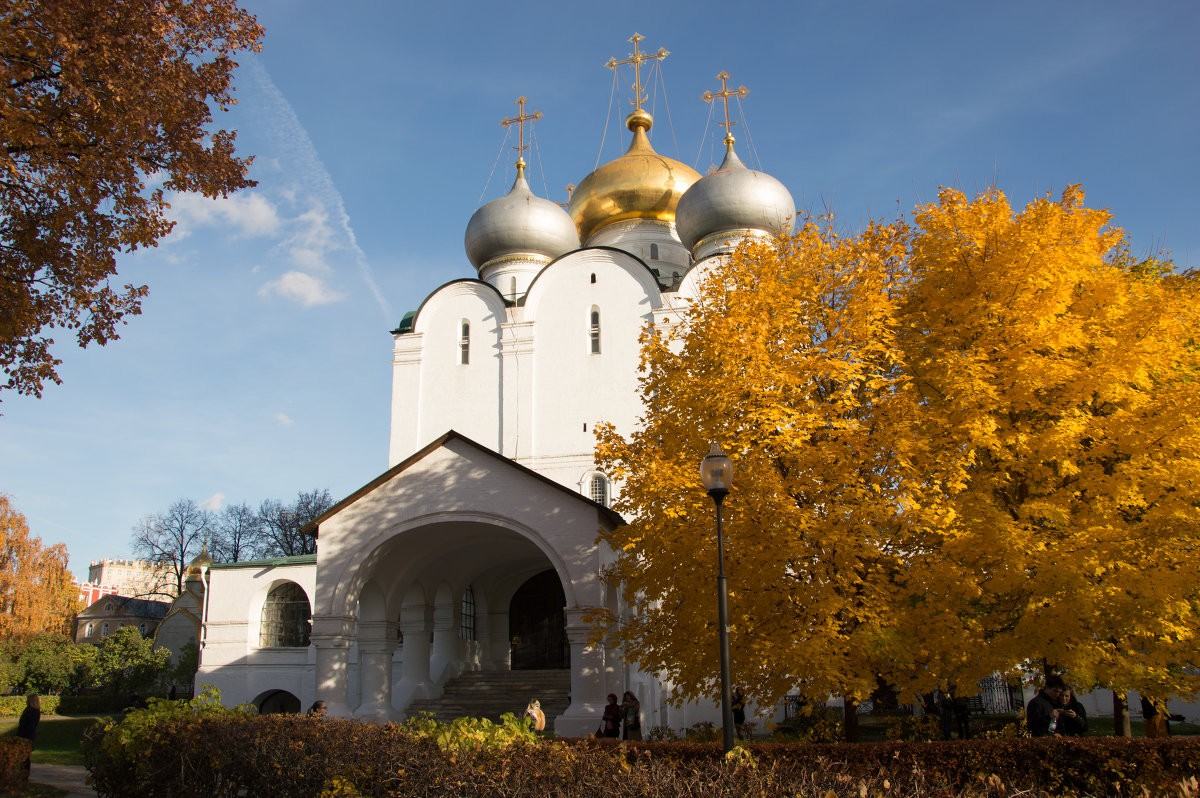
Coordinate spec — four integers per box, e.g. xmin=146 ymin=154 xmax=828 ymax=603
xmin=1058 ymin=688 xmax=1088 ymax=736
xmin=16 ymin=694 xmax=40 ymax=773
xmin=600 ymin=693 xmax=621 ymax=737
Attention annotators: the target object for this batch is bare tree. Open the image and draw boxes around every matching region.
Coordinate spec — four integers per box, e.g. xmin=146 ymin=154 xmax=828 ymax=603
xmin=211 ymin=502 xmax=260 ymax=563
xmin=256 ymin=489 xmax=332 ymax=558
xmin=131 ymin=499 xmax=210 ymax=597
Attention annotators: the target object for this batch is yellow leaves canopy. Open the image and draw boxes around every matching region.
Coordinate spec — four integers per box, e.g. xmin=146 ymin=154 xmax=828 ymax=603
xmin=595 ymin=186 xmax=1200 ymax=708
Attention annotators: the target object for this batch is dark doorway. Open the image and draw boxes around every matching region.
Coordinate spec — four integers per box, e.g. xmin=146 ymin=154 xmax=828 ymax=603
xmin=256 ymin=689 xmax=301 ymax=714
xmin=509 ymin=569 xmax=568 ymax=669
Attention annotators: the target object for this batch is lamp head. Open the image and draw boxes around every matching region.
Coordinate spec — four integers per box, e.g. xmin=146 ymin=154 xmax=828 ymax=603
xmin=700 ymin=442 xmax=733 ymax=499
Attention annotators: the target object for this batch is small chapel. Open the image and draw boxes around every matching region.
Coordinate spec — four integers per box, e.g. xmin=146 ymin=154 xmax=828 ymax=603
xmin=182 ymin=35 xmax=796 ymax=736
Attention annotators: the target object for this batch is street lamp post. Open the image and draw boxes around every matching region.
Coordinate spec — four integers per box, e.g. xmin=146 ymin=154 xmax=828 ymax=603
xmin=700 ymin=442 xmax=735 ymax=753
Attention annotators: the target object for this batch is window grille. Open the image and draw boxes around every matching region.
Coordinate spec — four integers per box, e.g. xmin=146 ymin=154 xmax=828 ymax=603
xmin=459 ymin=320 xmax=470 ymax=365
xmin=460 ymin=586 xmax=476 ymax=641
xmin=259 ymin=582 xmax=312 ymax=647
xmin=589 ymin=309 xmax=601 ymax=354
xmin=589 ymin=475 xmax=609 ymax=507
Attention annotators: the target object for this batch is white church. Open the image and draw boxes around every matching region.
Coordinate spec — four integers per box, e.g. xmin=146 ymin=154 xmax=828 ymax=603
xmin=155 ymin=36 xmax=800 ymax=737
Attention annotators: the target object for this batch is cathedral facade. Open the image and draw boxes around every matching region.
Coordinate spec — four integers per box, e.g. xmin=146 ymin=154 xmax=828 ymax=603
xmin=191 ymin=43 xmax=796 ymax=736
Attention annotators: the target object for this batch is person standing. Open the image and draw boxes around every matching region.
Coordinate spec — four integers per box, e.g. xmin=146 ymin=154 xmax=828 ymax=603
xmin=1141 ymin=696 xmax=1170 ymax=738
xmin=731 ymin=687 xmax=747 ymax=740
xmin=16 ymin=695 xmax=40 ymax=774
xmin=1026 ymin=675 xmax=1066 ymax=736
xmin=1057 ymin=688 xmax=1088 ymax=736
xmin=524 ymin=698 xmax=546 ymax=732
xmin=599 ymin=693 xmax=621 ymax=738
xmin=620 ymin=691 xmax=642 ymax=741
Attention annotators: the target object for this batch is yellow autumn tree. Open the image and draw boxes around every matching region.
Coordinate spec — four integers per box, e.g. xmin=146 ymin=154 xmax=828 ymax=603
xmin=900 ymin=186 xmax=1200 ymax=701
xmin=596 ymin=185 xmax=1200 ymax=714
xmin=0 ymin=493 xmax=78 ymax=641
xmin=595 ymin=216 xmax=954 ymax=711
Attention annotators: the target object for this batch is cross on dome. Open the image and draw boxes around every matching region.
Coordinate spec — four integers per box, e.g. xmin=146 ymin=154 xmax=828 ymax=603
xmin=605 ymin=33 xmax=669 ymax=111
xmin=501 ymin=96 xmax=543 ymax=176
xmin=702 ymin=71 xmax=749 ymax=149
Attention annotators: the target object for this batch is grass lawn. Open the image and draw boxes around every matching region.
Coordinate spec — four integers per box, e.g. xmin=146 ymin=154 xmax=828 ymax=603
xmin=0 ymin=714 xmax=109 ymax=766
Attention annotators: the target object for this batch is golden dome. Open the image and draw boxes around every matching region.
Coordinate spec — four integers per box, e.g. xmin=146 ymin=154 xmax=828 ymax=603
xmin=569 ymin=111 xmax=701 ymax=243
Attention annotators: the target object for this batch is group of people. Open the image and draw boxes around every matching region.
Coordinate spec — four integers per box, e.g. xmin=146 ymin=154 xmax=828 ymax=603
xmin=599 ymin=691 xmax=642 ymax=740
xmin=1026 ymin=674 xmax=1088 ymax=736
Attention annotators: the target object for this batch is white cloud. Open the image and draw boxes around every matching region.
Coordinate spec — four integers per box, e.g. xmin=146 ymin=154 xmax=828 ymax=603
xmin=242 ymin=58 xmax=394 ymax=322
xmin=200 ymin=492 xmax=225 ymax=512
xmin=258 ymin=271 xmax=346 ymax=307
xmin=275 ymin=413 xmax=295 ymax=427
xmin=167 ymin=191 xmax=282 ymax=239
xmin=281 ymin=207 xmax=336 ymax=272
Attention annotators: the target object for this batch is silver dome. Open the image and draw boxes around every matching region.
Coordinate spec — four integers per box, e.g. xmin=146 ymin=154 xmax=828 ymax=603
xmin=464 ymin=171 xmax=580 ymax=270
xmin=675 ymin=145 xmax=795 ymax=254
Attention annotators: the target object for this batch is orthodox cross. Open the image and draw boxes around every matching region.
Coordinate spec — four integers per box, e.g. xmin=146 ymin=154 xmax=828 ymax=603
xmin=560 ymin=183 xmax=576 ymax=209
xmin=702 ymin=71 xmax=749 ymax=146
xmin=501 ymin=96 xmax=542 ymax=171
xmin=605 ymin=33 xmax=669 ymax=109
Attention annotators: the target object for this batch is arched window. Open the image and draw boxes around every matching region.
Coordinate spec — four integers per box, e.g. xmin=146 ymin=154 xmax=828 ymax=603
xmin=460 ymin=585 xmax=476 ymax=642
xmin=589 ymin=308 xmax=601 ymax=354
xmin=589 ymin=474 xmax=609 ymax=507
xmin=649 ymin=243 xmax=659 ymax=260
xmin=101 ymin=623 xmax=109 ymax=637
xmin=85 ymin=623 xmax=93 ymax=638
xmin=590 ymin=273 xmax=596 ymax=284
xmin=459 ymin=320 xmax=470 ymax=365
xmin=139 ymin=623 xmax=147 ymax=636
xmin=104 ymin=603 xmax=113 ymax=612
xmin=259 ymin=582 xmax=312 ymax=648
xmin=509 ymin=276 xmax=517 ymax=299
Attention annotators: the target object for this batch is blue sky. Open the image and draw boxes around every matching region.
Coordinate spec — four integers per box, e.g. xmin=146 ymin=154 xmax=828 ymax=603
xmin=2 ymin=0 xmax=1197 ymax=580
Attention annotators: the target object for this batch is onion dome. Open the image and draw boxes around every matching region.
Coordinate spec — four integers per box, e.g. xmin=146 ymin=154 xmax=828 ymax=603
xmin=675 ymin=138 xmax=795 ymax=257
xmin=464 ymin=162 xmax=580 ymax=270
xmin=186 ymin=545 xmax=213 ymax=578
xmin=569 ymin=109 xmax=702 ymax=244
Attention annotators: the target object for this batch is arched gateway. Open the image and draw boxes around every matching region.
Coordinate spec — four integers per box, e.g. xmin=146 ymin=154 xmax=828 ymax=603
xmin=272 ymin=431 xmax=624 ymax=736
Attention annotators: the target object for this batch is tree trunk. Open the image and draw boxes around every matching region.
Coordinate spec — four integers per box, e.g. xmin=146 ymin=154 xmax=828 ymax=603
xmin=843 ymin=696 xmax=860 ymax=743
xmin=1113 ymin=691 xmax=1132 ymax=737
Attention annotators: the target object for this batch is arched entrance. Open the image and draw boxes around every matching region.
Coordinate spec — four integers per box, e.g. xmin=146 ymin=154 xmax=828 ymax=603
xmin=508 ymin=569 xmax=568 ymax=669
xmin=255 ymin=689 xmax=301 ymax=714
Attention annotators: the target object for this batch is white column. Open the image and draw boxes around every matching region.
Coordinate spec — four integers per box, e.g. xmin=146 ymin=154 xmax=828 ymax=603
xmin=354 ymin=620 xmax=397 ymax=721
xmin=485 ymin=610 xmax=510 ymax=670
xmin=554 ymin=608 xmax=607 ymax=737
xmin=429 ymin=601 xmax=461 ymax=686
xmin=311 ymin=615 xmax=356 ymax=717
xmin=392 ymin=603 xmax=433 ymax=712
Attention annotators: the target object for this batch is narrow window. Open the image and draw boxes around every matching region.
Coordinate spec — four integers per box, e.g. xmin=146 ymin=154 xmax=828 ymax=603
xmin=101 ymin=623 xmax=109 ymax=637
xmin=649 ymin=243 xmax=659 ymax=260
xmin=460 ymin=586 xmax=476 ymax=642
xmin=509 ymin=276 xmax=517 ymax=299
xmin=85 ymin=623 xmax=93 ymax=638
xmin=459 ymin=319 xmax=470 ymax=365
xmin=139 ymin=623 xmax=147 ymax=636
xmin=589 ymin=475 xmax=609 ymax=507
xmin=589 ymin=308 xmax=601 ymax=354
xmin=590 ymin=273 xmax=596 ymax=284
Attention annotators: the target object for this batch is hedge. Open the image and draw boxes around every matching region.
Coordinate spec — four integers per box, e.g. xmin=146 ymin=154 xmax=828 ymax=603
xmin=0 ymin=696 xmax=56 ymax=717
xmin=0 ymin=738 xmax=31 ymax=793
xmin=82 ymin=705 xmax=1200 ymax=798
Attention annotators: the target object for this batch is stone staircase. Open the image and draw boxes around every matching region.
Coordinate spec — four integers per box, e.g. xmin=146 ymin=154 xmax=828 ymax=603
xmin=406 ymin=669 xmax=571 ymax=725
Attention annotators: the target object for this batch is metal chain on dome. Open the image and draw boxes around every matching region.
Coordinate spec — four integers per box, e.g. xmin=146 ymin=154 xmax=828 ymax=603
xmin=477 ymin=124 xmax=513 ymax=207
xmin=530 ymin=123 xmax=551 ymax=200
xmin=595 ymin=67 xmax=619 ymax=170
xmin=652 ymin=61 xmax=682 ymax=161
xmin=734 ymin=95 xmax=763 ymax=172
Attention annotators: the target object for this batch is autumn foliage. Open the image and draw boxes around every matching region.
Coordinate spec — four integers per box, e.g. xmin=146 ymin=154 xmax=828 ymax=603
xmin=595 ymin=186 xmax=1200 ymax=710
xmin=0 ymin=493 xmax=78 ymax=641
xmin=0 ymin=0 xmax=263 ymax=399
